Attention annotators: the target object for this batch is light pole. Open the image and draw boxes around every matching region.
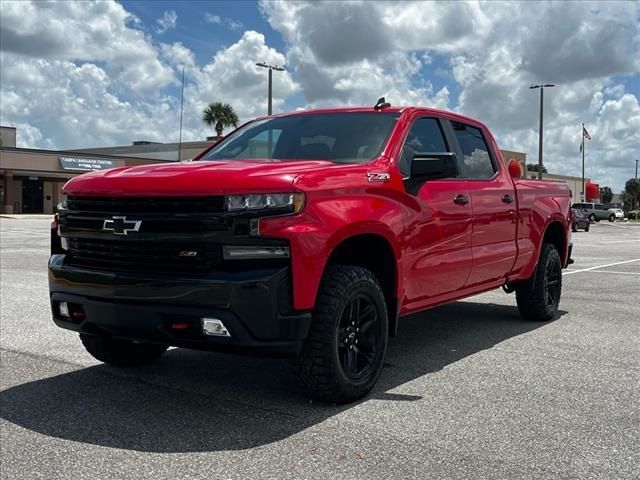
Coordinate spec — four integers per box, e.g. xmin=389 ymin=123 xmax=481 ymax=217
xmin=529 ymin=83 xmax=555 ymax=180
xmin=256 ymin=62 xmax=285 ymax=115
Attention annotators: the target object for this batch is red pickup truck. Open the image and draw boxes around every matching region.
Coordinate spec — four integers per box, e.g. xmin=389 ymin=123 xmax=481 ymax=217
xmin=49 ymin=104 xmax=572 ymax=403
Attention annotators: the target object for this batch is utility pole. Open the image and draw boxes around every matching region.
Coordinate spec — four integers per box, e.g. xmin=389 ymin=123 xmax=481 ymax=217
xmin=582 ymin=123 xmax=585 ymax=202
xmin=635 ymin=159 xmax=638 ymax=179
xmin=178 ymin=66 xmax=185 ymax=162
xmin=256 ymin=62 xmax=285 ymax=115
xmin=529 ymin=83 xmax=555 ymax=180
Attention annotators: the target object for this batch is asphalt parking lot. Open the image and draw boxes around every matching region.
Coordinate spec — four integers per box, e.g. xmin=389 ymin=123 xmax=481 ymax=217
xmin=1 ymin=217 xmax=638 ymax=480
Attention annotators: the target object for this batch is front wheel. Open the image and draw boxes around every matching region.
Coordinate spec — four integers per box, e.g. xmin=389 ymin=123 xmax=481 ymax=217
xmin=515 ymin=243 xmax=562 ymax=321
xmin=294 ymin=265 xmax=388 ymax=403
xmin=588 ymin=213 xmax=596 ymax=222
xmin=80 ymin=334 xmax=168 ymax=367
xmin=609 ymin=214 xmax=615 ymax=222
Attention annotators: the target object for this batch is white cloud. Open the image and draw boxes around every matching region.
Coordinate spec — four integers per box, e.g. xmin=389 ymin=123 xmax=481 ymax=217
xmin=0 ymin=0 xmax=174 ymax=93
xmin=205 ymin=12 xmax=243 ymax=30
xmin=156 ymin=10 xmax=177 ymax=34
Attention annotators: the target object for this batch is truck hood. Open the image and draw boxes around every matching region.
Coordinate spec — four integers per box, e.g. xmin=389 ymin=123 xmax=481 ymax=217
xmin=63 ymin=159 xmax=337 ymax=196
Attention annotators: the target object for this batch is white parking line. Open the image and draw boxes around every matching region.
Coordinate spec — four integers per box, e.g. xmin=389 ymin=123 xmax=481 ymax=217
xmin=587 ymin=270 xmax=640 ymax=276
xmin=598 ymin=222 xmax=628 ymax=229
xmin=565 ymin=259 xmax=640 ymax=275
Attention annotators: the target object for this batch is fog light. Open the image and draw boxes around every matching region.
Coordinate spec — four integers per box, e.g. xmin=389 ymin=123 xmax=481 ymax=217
xmin=202 ymin=318 xmax=231 ymax=337
xmin=222 ymin=245 xmax=290 ymax=260
xmin=59 ymin=302 xmax=70 ymax=318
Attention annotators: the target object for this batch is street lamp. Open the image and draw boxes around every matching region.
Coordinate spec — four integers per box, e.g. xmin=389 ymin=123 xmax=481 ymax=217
xmin=256 ymin=62 xmax=285 ymax=115
xmin=529 ymin=83 xmax=555 ymax=180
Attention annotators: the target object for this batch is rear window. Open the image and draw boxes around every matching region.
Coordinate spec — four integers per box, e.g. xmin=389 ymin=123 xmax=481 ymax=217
xmin=202 ymin=112 xmax=400 ymax=164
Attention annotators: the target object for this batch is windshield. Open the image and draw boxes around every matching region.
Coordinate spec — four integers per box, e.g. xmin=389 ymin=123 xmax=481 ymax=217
xmin=202 ymin=112 xmax=399 ymax=164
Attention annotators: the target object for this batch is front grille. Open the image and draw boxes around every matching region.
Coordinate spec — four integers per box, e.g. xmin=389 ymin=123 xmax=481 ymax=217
xmin=66 ymin=196 xmax=225 ymax=214
xmin=59 ymin=195 xmax=230 ymax=235
xmin=66 ymin=238 xmax=221 ymax=275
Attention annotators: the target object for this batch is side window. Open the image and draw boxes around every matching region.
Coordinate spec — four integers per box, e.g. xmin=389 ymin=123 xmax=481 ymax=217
xmin=451 ymin=122 xmax=496 ymax=179
xmin=399 ymin=118 xmax=448 ymax=177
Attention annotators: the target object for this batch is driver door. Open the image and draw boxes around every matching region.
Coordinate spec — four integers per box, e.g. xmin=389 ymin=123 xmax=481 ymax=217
xmin=400 ymin=116 xmax=472 ymax=308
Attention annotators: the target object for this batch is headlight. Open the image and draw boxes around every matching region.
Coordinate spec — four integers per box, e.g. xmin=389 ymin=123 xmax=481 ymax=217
xmin=225 ymin=193 xmax=305 ymax=214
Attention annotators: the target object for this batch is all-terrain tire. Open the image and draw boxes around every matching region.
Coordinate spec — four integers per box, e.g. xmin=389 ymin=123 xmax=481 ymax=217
xmin=294 ymin=265 xmax=388 ymax=404
xmin=80 ymin=334 xmax=168 ymax=367
xmin=516 ymin=243 xmax=562 ymax=322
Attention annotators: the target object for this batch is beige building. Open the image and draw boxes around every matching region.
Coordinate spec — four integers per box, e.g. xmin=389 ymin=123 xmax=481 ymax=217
xmin=1 ymin=126 xmax=219 ymax=214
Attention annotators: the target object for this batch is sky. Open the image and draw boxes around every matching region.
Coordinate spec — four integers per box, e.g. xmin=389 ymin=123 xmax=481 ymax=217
xmin=0 ymin=0 xmax=638 ymax=192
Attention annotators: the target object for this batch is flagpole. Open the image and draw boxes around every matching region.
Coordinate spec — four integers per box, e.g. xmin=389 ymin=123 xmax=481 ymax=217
xmin=581 ymin=123 xmax=585 ymax=202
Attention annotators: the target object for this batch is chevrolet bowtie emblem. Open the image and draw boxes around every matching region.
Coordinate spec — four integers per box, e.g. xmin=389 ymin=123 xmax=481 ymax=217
xmin=102 ymin=216 xmax=142 ymax=236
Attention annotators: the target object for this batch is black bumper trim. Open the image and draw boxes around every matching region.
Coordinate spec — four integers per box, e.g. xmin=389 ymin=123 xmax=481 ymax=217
xmin=49 ymin=256 xmax=311 ymax=357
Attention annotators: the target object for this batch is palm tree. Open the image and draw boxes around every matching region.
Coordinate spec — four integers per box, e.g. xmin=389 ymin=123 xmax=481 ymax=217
xmin=202 ymin=102 xmax=239 ymax=139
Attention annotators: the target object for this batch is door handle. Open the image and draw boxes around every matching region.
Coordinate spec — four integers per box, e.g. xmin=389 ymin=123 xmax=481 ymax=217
xmin=502 ymin=194 xmax=514 ymax=204
xmin=453 ymin=194 xmax=469 ymax=205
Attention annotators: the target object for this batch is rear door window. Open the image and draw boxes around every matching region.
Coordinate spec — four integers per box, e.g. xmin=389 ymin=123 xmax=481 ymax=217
xmin=451 ymin=122 xmax=497 ymax=179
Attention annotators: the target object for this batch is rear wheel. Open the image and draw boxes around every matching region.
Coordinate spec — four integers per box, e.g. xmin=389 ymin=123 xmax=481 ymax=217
xmin=588 ymin=213 xmax=596 ymax=222
xmin=294 ymin=265 xmax=388 ymax=404
xmin=571 ymin=224 xmax=578 ymax=232
xmin=80 ymin=334 xmax=168 ymax=367
xmin=584 ymin=223 xmax=590 ymax=232
xmin=516 ymin=243 xmax=562 ymax=321
xmin=609 ymin=214 xmax=615 ymax=222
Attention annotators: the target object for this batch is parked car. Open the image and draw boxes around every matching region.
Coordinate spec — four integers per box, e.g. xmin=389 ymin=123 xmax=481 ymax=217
xmin=628 ymin=210 xmax=638 ymax=220
xmin=608 ymin=208 xmax=624 ymax=221
xmin=572 ymin=208 xmax=590 ymax=232
xmin=572 ymin=202 xmax=616 ymax=222
xmin=49 ymin=104 xmax=573 ymax=403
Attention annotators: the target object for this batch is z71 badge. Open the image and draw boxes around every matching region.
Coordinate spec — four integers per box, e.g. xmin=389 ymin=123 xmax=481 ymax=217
xmin=366 ymin=172 xmax=390 ymax=182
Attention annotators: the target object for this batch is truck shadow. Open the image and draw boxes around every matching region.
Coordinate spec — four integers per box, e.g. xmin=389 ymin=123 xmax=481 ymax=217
xmin=1 ymin=301 xmax=565 ymax=453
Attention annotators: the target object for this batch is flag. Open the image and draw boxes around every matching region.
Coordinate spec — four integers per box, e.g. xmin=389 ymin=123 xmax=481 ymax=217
xmin=583 ymin=126 xmax=591 ymax=140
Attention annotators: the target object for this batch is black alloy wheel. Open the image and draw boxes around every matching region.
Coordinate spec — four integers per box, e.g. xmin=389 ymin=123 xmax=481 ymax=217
xmin=337 ymin=293 xmax=383 ymax=381
xmin=544 ymin=253 xmax=562 ymax=311
xmin=515 ymin=243 xmax=563 ymax=321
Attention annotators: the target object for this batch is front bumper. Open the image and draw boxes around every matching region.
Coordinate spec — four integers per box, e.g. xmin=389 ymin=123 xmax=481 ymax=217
xmin=48 ymin=255 xmax=311 ymax=357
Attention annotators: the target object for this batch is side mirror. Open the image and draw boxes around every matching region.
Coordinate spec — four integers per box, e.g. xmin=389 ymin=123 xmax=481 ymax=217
xmin=411 ymin=152 xmax=458 ymax=180
xmin=508 ymin=159 xmax=522 ymax=179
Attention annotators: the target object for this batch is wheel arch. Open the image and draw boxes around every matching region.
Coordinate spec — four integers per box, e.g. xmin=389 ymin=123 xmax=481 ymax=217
xmin=325 ymin=232 xmax=400 ymax=337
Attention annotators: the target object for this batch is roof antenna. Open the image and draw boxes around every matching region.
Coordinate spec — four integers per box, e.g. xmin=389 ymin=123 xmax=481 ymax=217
xmin=374 ymin=97 xmax=391 ymax=110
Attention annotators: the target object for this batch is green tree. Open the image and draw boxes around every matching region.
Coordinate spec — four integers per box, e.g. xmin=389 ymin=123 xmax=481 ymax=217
xmin=624 ymin=178 xmax=640 ymax=210
xmin=526 ymin=163 xmax=548 ymax=173
xmin=599 ymin=186 xmax=613 ymax=204
xmin=202 ymin=102 xmax=239 ymax=139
